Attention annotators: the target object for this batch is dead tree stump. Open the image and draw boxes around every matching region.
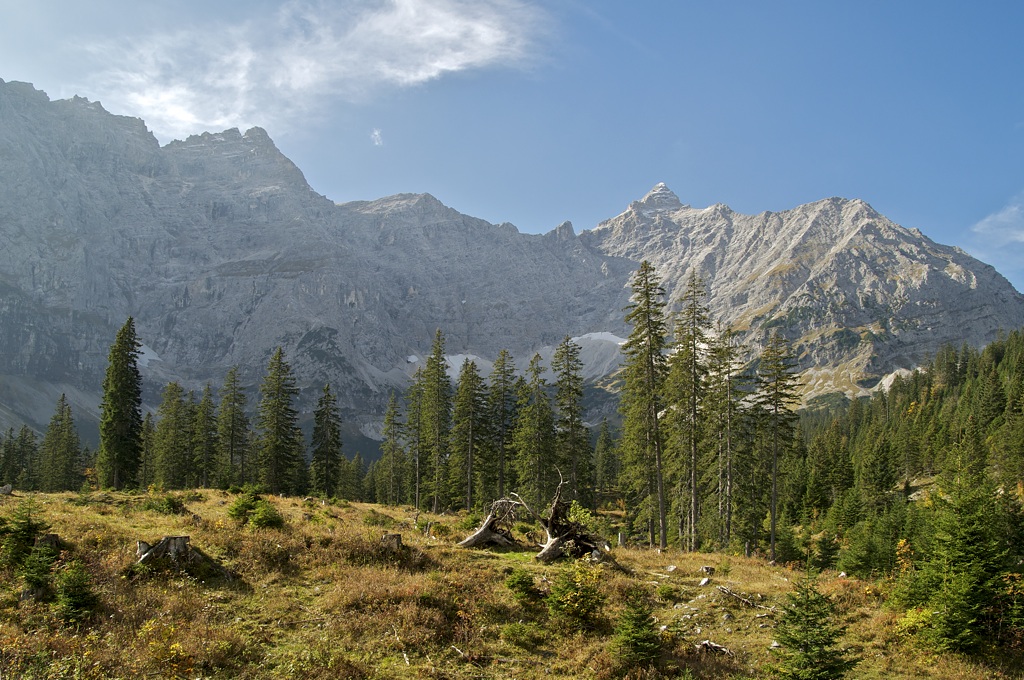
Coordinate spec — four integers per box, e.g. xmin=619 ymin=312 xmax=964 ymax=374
xmin=134 ymin=536 xmax=233 ymax=581
xmin=457 ymin=499 xmax=520 ymax=548
xmin=381 ymin=533 xmax=403 ymax=552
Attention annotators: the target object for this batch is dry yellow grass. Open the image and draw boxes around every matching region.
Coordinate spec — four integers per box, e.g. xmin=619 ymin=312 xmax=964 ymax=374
xmin=0 ymin=491 xmax=1021 ymax=679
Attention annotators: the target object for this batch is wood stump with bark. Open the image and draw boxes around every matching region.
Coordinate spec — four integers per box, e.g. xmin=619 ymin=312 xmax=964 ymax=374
xmin=134 ymin=536 xmax=233 ymax=581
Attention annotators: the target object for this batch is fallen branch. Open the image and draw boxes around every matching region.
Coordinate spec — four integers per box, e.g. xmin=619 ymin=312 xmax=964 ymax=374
xmin=716 ymin=585 xmax=774 ymax=612
xmin=696 ymin=639 xmax=734 ymax=656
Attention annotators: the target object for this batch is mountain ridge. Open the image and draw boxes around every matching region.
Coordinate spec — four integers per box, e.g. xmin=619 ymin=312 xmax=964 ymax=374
xmin=1 ymin=78 xmax=1022 ymax=443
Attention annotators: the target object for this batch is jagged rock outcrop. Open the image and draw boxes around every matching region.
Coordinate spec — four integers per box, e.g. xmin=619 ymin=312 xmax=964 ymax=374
xmin=1 ymin=79 xmax=1022 ymax=441
xmin=583 ymin=183 xmax=1024 ymax=394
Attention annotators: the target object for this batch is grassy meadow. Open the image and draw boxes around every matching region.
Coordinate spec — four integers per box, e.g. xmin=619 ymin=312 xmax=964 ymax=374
xmin=0 ymin=490 xmax=1019 ymax=679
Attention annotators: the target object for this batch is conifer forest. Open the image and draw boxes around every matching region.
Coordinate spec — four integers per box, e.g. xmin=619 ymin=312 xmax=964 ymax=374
xmin=1 ymin=261 xmax=1023 ymax=678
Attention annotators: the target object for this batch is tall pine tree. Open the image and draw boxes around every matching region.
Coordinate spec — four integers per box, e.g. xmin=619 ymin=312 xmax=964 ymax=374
xmin=255 ymin=348 xmax=303 ymax=495
xmin=97 ymin=317 xmax=143 ymax=490
xmin=310 ymin=384 xmax=343 ymax=497
xmin=552 ymin=336 xmax=593 ymax=506
xmin=620 ymin=261 xmax=670 ymax=549
xmin=449 ymin=359 xmax=487 ymax=510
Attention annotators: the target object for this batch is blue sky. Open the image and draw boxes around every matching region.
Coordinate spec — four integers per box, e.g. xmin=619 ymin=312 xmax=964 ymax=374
xmin=2 ymin=1 xmax=1023 ymax=290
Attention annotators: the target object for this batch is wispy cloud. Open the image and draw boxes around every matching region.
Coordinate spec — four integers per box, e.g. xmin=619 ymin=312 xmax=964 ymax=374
xmin=84 ymin=0 xmax=546 ymax=142
xmin=968 ymin=192 xmax=1024 ymax=290
xmin=971 ymin=193 xmax=1024 ymax=244
xmin=371 ymin=128 xmax=384 ymax=146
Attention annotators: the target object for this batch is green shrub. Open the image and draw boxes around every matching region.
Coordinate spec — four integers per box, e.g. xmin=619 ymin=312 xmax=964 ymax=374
xmin=547 ymin=560 xmax=606 ymax=630
xmin=248 ymin=500 xmax=284 ymax=530
xmin=655 ymin=583 xmax=678 ymax=603
xmin=505 ymin=568 xmax=541 ymax=603
xmin=501 ymin=621 xmax=544 ymax=649
xmin=362 ymin=509 xmax=396 ymax=528
xmin=54 ymin=561 xmax=98 ymax=625
xmin=139 ymin=493 xmax=187 ymax=515
xmin=227 ymin=491 xmax=284 ymax=530
xmin=0 ymin=499 xmax=48 ymax=569
xmin=20 ymin=545 xmax=58 ymax=596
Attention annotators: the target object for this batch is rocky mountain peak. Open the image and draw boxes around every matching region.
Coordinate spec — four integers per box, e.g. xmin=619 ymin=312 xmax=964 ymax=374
xmin=635 ymin=182 xmax=685 ymax=212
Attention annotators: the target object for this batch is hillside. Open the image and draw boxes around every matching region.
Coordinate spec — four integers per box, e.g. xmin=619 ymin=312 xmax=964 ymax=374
xmin=0 ymin=490 xmax=1019 ymax=679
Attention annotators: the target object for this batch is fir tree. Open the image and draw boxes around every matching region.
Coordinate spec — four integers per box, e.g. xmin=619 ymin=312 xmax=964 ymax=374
xmin=620 ymin=261 xmax=670 ymax=548
xmin=512 ymin=354 xmax=556 ymax=509
xmin=449 ymin=359 xmax=487 ymax=510
xmin=756 ymin=331 xmax=800 ymax=562
xmin=665 ymin=269 xmax=712 ymax=551
xmin=310 ymin=384 xmax=343 ymax=497
xmin=38 ymin=394 xmax=82 ymax=492
xmin=421 ymin=330 xmax=452 ymax=512
xmin=769 ymin=573 xmax=857 ymax=679
xmin=376 ymin=392 xmax=407 ymax=505
xmin=255 ymin=348 xmax=303 ymax=495
xmin=153 ymin=382 xmax=192 ymax=489
xmin=552 ymin=336 xmax=593 ymax=507
xmin=191 ymin=384 xmax=218 ymax=488
xmin=97 ymin=317 xmax=143 ymax=490
xmin=217 ymin=366 xmax=250 ymax=487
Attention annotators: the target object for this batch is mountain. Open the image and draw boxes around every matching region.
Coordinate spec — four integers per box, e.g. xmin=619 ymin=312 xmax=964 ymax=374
xmin=1 ymin=79 xmax=1022 ymax=443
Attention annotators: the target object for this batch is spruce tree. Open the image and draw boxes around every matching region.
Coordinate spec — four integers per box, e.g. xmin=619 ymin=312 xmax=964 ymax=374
xmin=405 ymin=367 xmax=426 ymax=509
xmin=310 ymin=384 xmax=343 ymax=497
xmin=255 ymin=348 xmax=303 ymax=495
xmin=665 ymin=270 xmax=712 ymax=551
xmin=593 ymin=419 xmax=620 ymax=507
xmin=421 ymin=330 xmax=452 ymax=512
xmin=376 ymin=392 xmax=407 ymax=505
xmin=153 ymin=382 xmax=192 ymax=489
xmin=512 ymin=354 xmax=556 ymax=510
xmin=217 ymin=366 xmax=250 ymax=487
xmin=552 ymin=336 xmax=594 ymax=506
xmin=769 ymin=573 xmax=857 ymax=679
xmin=620 ymin=261 xmax=670 ymax=549
xmin=97 ymin=317 xmax=143 ymax=490
xmin=449 ymin=359 xmax=487 ymax=510
xmin=705 ymin=324 xmax=747 ymax=547
xmin=39 ymin=394 xmax=82 ymax=492
xmin=138 ymin=413 xmax=156 ymax=489
xmin=756 ymin=331 xmax=800 ymax=562
xmin=485 ymin=349 xmax=517 ymax=500
xmin=191 ymin=385 xmax=218 ymax=488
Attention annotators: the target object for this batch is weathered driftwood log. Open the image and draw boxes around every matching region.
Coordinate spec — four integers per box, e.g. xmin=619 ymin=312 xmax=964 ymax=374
xmin=457 ymin=499 xmax=520 ymax=549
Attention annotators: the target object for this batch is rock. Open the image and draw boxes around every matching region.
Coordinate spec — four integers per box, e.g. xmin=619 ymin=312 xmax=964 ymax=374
xmin=0 ymin=484 xmax=12 ymax=495
xmin=699 ymin=577 xmax=711 ymax=587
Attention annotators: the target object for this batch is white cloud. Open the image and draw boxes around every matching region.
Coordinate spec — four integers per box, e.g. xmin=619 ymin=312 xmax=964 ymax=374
xmin=371 ymin=128 xmax=384 ymax=146
xmin=968 ymin=192 xmax=1024 ymax=291
xmin=970 ymin=193 xmax=1024 ymax=245
xmin=84 ymin=0 xmax=546 ymax=142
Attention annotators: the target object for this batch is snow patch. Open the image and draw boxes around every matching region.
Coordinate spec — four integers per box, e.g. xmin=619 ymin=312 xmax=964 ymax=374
xmin=138 ymin=344 xmax=161 ymax=368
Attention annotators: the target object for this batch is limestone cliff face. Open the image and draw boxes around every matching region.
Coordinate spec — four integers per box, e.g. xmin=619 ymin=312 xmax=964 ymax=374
xmin=1 ymin=79 xmax=1022 ymax=437
xmin=583 ymin=184 xmax=1024 ymax=394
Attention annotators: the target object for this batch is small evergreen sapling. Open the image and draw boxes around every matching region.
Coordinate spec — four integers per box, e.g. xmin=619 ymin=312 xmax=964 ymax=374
xmin=769 ymin=574 xmax=857 ymax=679
xmin=612 ymin=586 xmax=661 ymax=668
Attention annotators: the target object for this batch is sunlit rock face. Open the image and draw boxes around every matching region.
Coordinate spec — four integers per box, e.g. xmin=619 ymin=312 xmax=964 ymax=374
xmin=1 ymin=79 xmax=1022 ymax=438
